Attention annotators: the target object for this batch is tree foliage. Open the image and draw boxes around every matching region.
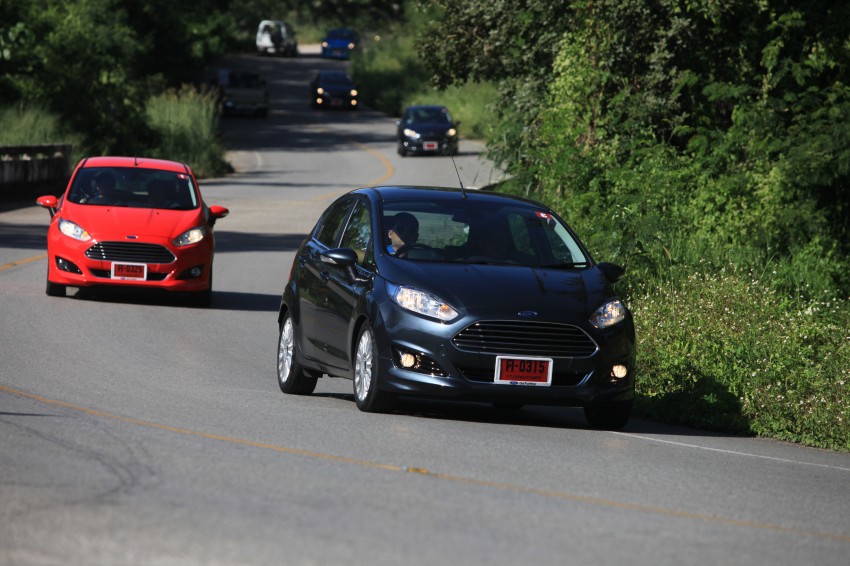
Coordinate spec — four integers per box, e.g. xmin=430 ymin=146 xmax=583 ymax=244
xmin=420 ymin=0 xmax=850 ymax=294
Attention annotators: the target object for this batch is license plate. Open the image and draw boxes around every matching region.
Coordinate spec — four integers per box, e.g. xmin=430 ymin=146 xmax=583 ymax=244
xmin=423 ymin=141 xmax=438 ymax=151
xmin=494 ymin=356 xmax=553 ymax=386
xmin=111 ymin=262 xmax=147 ymax=280
xmin=331 ymin=99 xmax=343 ymax=106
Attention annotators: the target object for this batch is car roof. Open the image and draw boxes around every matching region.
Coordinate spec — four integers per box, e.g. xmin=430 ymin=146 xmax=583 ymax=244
xmin=355 ymin=185 xmax=548 ymax=209
xmin=79 ymin=156 xmax=191 ymax=173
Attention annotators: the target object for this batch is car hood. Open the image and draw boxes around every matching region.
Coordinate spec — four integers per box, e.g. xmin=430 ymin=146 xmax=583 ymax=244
xmin=63 ymin=204 xmax=203 ymax=239
xmin=379 ymin=261 xmax=615 ymax=318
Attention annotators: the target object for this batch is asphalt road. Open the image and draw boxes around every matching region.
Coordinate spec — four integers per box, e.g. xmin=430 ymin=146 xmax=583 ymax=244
xmin=1 ymin=48 xmax=849 ymax=566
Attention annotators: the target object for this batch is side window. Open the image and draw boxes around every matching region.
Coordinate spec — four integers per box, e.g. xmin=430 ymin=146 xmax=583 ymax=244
xmin=339 ymin=200 xmax=373 ymax=267
xmin=315 ymin=198 xmax=353 ymax=248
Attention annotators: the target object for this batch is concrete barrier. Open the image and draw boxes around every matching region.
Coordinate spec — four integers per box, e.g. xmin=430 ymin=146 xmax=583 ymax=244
xmin=0 ymin=144 xmax=72 ymax=204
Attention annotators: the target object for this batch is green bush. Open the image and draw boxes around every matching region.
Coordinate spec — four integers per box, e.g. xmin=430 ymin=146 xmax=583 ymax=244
xmin=633 ymin=267 xmax=850 ymax=451
xmin=144 ymin=85 xmax=231 ymax=179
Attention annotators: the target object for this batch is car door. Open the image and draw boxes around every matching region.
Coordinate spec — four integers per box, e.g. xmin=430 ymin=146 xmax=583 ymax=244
xmin=315 ymin=197 xmax=374 ymax=370
xmin=297 ymin=197 xmax=354 ymax=362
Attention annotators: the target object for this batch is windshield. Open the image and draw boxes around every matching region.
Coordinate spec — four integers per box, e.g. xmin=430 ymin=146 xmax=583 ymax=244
xmin=381 ymin=199 xmax=590 ymax=267
xmin=67 ymin=167 xmax=199 ymax=210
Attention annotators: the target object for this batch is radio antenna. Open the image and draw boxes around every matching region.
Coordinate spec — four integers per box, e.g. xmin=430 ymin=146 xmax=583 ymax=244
xmin=450 ymin=155 xmax=468 ymax=198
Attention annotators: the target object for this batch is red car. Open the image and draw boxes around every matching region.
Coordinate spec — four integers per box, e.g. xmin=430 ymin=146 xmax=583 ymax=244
xmin=36 ymin=156 xmax=229 ymax=306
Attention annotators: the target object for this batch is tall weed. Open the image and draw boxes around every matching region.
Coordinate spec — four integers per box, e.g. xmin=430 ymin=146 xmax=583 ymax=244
xmin=144 ymin=85 xmax=230 ymax=179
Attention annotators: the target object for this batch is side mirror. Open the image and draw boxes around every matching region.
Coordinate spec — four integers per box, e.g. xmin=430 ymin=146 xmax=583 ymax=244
xmin=597 ymin=262 xmax=625 ymax=283
xmin=321 ymin=248 xmax=368 ymax=283
xmin=209 ymin=205 xmax=229 ymax=220
xmin=36 ymin=195 xmax=58 ymax=217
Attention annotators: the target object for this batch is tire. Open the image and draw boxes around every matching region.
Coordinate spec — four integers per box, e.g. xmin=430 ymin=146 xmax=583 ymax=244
xmin=353 ymin=322 xmax=395 ymax=412
xmin=397 ymin=143 xmax=407 ymax=157
xmin=584 ymin=400 xmax=633 ymax=430
xmin=45 ymin=279 xmax=66 ymax=297
xmin=277 ymin=313 xmax=318 ymax=395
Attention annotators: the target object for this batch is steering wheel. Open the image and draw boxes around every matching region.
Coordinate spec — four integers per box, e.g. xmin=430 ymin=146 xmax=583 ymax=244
xmin=395 ymin=243 xmax=433 ymax=258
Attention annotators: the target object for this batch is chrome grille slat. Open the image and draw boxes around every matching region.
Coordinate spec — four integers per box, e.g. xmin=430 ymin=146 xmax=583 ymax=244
xmin=85 ymin=241 xmax=175 ymax=264
xmin=452 ymin=320 xmax=598 ymax=357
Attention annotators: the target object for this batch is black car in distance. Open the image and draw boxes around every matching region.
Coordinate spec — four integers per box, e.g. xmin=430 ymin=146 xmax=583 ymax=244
xmin=277 ymin=186 xmax=637 ymax=429
xmin=396 ymin=105 xmax=459 ymax=156
xmin=310 ymin=70 xmax=358 ymax=110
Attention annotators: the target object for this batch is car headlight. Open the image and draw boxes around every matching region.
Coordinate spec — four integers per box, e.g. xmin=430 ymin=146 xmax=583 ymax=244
xmin=173 ymin=226 xmax=206 ymax=246
xmin=322 ymin=41 xmax=329 ymax=48
xmin=58 ymin=218 xmax=91 ymax=241
xmin=350 ymin=89 xmax=358 ymax=97
xmin=387 ymin=283 xmax=458 ymax=322
xmin=590 ymin=300 xmax=626 ymax=329
xmin=347 ymin=42 xmax=356 ymax=49
xmin=447 ymin=128 xmax=457 ymax=137
xmin=403 ymin=128 xmax=419 ymax=138
xmin=316 ymin=87 xmax=325 ymax=95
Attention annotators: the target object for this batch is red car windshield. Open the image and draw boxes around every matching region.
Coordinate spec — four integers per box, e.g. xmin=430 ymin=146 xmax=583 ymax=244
xmin=67 ymin=167 xmax=199 ymax=210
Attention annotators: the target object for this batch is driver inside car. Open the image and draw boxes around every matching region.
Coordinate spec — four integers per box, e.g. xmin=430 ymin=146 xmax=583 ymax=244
xmin=386 ymin=212 xmax=419 ymax=257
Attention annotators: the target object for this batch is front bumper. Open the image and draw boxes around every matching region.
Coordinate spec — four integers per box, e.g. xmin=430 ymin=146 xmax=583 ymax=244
xmin=46 ymin=234 xmax=214 ymax=292
xmin=373 ymin=306 xmax=636 ymax=407
xmin=399 ymin=136 xmax=458 ymax=155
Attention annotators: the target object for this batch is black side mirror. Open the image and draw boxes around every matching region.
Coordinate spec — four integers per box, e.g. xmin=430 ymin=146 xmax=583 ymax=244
xmin=321 ymin=248 xmax=368 ymax=283
xmin=597 ymin=262 xmax=625 ymax=283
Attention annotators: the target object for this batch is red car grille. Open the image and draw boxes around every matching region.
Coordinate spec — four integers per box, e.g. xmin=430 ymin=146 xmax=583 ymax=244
xmin=85 ymin=242 xmax=176 ymax=264
xmin=452 ymin=321 xmax=598 ymax=357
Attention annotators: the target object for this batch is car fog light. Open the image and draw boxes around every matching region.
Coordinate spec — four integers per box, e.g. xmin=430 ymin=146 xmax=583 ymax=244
xmin=612 ymin=365 xmax=628 ymax=379
xmin=400 ymin=353 xmax=416 ymax=368
xmin=190 ymin=267 xmax=202 ymax=277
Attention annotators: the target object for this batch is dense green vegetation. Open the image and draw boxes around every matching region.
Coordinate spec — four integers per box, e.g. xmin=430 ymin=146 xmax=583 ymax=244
xmin=2 ymin=1 xmax=847 ymax=449
xmin=407 ymin=0 xmax=850 ymax=450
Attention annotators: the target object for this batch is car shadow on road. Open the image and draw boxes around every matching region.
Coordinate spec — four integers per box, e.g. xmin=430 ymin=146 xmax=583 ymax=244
xmin=310 ymin=389 xmax=753 ymax=438
xmin=69 ymin=286 xmax=280 ymax=312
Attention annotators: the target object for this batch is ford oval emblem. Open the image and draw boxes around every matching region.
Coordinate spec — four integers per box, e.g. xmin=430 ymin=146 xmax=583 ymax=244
xmin=517 ymin=310 xmax=538 ymax=318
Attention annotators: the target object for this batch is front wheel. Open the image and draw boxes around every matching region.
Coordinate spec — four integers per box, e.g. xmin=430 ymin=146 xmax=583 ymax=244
xmin=353 ymin=323 xmax=395 ymax=412
xmin=277 ymin=313 xmax=318 ymax=395
xmin=584 ymin=400 xmax=633 ymax=430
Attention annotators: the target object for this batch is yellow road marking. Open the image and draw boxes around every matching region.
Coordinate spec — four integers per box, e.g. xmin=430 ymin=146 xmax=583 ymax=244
xmin=0 ymin=253 xmax=47 ymax=272
xmin=2 ymin=383 xmax=848 ymax=544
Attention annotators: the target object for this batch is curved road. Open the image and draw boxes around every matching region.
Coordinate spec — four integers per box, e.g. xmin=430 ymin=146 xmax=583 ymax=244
xmin=1 ymin=50 xmax=848 ymax=565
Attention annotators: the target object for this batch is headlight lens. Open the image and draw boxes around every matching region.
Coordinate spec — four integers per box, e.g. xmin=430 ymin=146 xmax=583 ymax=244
xmin=403 ymin=128 xmax=419 ymax=138
xmin=350 ymin=89 xmax=358 ymax=97
xmin=322 ymin=41 xmax=329 ymax=48
xmin=447 ymin=128 xmax=457 ymax=137
xmin=316 ymin=87 xmax=325 ymax=95
xmin=58 ymin=218 xmax=91 ymax=241
xmin=173 ymin=226 xmax=206 ymax=246
xmin=590 ymin=300 xmax=626 ymax=328
xmin=387 ymin=283 xmax=458 ymax=322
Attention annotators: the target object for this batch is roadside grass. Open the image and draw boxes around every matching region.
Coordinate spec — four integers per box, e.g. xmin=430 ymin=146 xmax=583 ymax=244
xmin=632 ymin=265 xmax=850 ymax=451
xmin=0 ymin=104 xmax=84 ymax=162
xmin=144 ymin=85 xmax=231 ymax=179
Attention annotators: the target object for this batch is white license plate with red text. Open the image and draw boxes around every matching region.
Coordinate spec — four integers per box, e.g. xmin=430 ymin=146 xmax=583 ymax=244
xmin=423 ymin=141 xmax=438 ymax=151
xmin=111 ymin=262 xmax=147 ymax=280
xmin=494 ymin=356 xmax=553 ymax=386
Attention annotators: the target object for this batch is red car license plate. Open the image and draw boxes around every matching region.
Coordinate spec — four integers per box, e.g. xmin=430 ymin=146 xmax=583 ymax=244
xmin=494 ymin=356 xmax=553 ymax=386
xmin=423 ymin=141 xmax=438 ymax=151
xmin=111 ymin=262 xmax=147 ymax=280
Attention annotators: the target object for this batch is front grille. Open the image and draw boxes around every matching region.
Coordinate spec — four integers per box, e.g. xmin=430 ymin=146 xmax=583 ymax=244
xmin=452 ymin=320 xmax=598 ymax=357
xmin=86 ymin=242 xmax=175 ymax=264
